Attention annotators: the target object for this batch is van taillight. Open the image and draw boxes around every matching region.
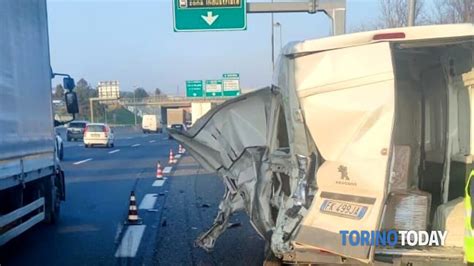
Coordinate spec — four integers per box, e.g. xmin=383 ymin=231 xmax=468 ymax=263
xmin=373 ymin=32 xmax=405 ymax=40
xmin=103 ymin=126 xmax=108 ymax=137
xmin=84 ymin=127 xmax=88 ymax=134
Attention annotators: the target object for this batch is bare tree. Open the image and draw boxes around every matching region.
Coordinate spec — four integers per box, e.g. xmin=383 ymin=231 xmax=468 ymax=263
xmin=154 ymin=88 xmax=162 ymax=96
xmin=377 ymin=0 xmax=426 ymax=28
xmin=350 ymin=0 xmax=426 ymax=32
xmin=431 ymin=0 xmax=474 ymax=24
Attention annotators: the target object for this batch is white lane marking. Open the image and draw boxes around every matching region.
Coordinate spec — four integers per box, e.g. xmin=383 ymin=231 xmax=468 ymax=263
xmin=139 ymin=194 xmax=158 ymax=210
xmin=114 ymin=223 xmax=124 ymax=244
xmin=162 ymin=138 xmax=168 ymax=140
xmin=131 ymin=144 xmax=141 ymax=147
xmin=109 ymin=149 xmax=120 ymax=154
xmin=175 ymin=154 xmax=181 ymax=159
xmin=78 ymin=144 xmax=83 ymax=147
xmin=73 ymin=158 xmax=92 ymax=165
xmin=126 ymin=137 xmax=132 ymax=140
xmin=114 ymin=225 xmax=146 ymax=258
xmin=149 ymin=140 xmax=156 ymax=143
xmin=152 ymin=180 xmax=165 ymax=187
xmin=163 ymin=166 xmax=172 ymax=174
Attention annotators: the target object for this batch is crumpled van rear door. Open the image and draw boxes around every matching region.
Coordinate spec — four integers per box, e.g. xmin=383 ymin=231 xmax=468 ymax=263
xmin=289 ymin=42 xmax=395 ymax=263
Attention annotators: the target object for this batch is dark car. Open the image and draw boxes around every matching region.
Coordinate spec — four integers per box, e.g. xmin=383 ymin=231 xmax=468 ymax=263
xmin=168 ymin=123 xmax=186 ymax=140
xmin=66 ymin=121 xmax=88 ymax=141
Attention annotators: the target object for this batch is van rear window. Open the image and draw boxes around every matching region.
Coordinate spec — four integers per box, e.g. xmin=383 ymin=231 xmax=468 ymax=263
xmin=87 ymin=125 xmax=105 ymax=132
xmin=69 ymin=122 xmax=86 ymax=128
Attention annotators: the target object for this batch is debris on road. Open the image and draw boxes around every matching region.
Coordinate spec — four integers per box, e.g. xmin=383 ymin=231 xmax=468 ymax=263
xmin=227 ymin=222 xmax=241 ymax=229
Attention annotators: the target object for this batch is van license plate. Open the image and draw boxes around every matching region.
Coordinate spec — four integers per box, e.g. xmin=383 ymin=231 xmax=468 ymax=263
xmin=91 ymin=134 xmax=100 ymax=137
xmin=320 ymin=199 xmax=367 ymax=219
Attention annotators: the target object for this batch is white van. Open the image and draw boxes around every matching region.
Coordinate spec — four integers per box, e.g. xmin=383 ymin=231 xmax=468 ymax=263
xmin=170 ymin=24 xmax=473 ymax=265
xmin=142 ymin=114 xmax=161 ymax=133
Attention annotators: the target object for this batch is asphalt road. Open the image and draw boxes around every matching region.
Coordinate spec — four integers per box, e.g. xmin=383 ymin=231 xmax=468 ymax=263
xmin=0 ymin=128 xmax=264 ymax=266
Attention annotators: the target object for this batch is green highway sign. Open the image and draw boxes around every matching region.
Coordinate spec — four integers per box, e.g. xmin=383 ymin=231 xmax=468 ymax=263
xmin=173 ymin=0 xmax=247 ymax=32
xmin=223 ymin=73 xmax=239 ymax=79
xmin=186 ymin=80 xmax=204 ymax=97
xmin=205 ymin=80 xmax=223 ymax=97
xmin=223 ymin=73 xmax=240 ymax=96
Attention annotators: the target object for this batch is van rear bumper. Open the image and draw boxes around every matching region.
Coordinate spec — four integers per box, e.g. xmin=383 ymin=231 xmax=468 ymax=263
xmin=282 ymin=245 xmax=464 ymax=265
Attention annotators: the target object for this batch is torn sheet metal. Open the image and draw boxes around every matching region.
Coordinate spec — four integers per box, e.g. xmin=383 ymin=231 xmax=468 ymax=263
xmin=169 ymin=87 xmax=315 ymax=256
xmin=169 ymin=88 xmax=280 ymax=247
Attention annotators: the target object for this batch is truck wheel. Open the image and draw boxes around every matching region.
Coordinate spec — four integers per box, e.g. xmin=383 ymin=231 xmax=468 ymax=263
xmin=59 ymin=144 xmax=64 ymax=160
xmin=43 ymin=176 xmax=60 ymax=224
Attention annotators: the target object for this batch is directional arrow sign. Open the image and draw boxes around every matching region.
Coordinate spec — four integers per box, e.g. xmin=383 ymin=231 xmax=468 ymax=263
xmin=173 ymin=0 xmax=247 ymax=32
xmin=186 ymin=80 xmax=203 ymax=98
xmin=201 ymin=12 xmax=219 ymax=26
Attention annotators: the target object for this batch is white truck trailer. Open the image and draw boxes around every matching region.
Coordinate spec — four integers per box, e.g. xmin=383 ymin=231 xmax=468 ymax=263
xmin=0 ymin=0 xmax=78 ymax=246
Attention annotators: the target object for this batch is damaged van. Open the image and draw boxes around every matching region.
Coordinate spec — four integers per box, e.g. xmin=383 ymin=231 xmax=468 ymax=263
xmin=169 ymin=24 xmax=474 ymax=265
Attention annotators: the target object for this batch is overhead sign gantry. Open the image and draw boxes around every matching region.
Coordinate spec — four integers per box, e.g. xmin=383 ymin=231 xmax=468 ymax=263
xmin=173 ymin=0 xmax=247 ymax=32
xmin=173 ymin=0 xmax=346 ymax=35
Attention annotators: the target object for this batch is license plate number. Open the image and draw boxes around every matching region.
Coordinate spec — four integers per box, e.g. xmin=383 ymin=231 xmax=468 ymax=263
xmin=91 ymin=134 xmax=100 ymax=137
xmin=320 ymin=199 xmax=367 ymax=219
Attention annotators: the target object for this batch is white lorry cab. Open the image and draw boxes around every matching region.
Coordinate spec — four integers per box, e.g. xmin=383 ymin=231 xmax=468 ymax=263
xmin=169 ymin=24 xmax=474 ymax=265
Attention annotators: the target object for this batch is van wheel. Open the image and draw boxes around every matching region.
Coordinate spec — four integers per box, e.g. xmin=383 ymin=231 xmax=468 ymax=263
xmin=110 ymin=143 xmax=114 ymax=148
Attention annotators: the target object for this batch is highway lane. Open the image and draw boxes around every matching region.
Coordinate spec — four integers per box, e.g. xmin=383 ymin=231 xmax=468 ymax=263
xmin=1 ymin=129 xmax=265 ymax=266
xmin=0 ymin=131 xmax=172 ymax=265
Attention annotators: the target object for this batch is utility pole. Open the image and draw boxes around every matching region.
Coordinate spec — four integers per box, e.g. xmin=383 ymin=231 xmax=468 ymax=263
xmin=408 ymin=0 xmax=416 ymax=26
xmin=90 ymin=98 xmax=94 ymax=123
xmin=133 ymin=91 xmax=137 ymax=125
xmin=104 ymin=105 xmax=108 ymax=124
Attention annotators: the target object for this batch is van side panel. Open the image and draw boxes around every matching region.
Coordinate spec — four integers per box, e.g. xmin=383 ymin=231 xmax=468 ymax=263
xmin=291 ymin=43 xmax=395 ymax=262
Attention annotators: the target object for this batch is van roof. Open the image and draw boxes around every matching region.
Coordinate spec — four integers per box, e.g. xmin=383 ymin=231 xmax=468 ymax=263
xmin=283 ymin=24 xmax=474 ymax=56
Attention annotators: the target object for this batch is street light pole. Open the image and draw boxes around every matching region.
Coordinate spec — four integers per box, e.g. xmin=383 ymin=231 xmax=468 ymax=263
xmin=271 ymin=0 xmax=274 ymax=72
xmin=274 ymin=22 xmax=282 ymax=50
xmin=133 ymin=86 xmax=137 ymax=126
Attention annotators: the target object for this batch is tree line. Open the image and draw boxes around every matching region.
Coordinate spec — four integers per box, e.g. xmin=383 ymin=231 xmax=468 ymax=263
xmin=52 ymin=78 xmax=163 ymax=121
xmin=352 ymin=0 xmax=472 ymax=32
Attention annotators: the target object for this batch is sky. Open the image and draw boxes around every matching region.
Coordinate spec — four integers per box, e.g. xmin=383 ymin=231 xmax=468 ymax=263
xmin=48 ymin=0 xmax=380 ymax=95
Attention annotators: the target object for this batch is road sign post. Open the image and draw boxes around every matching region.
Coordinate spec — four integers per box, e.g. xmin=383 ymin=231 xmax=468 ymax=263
xmin=173 ymin=0 xmax=247 ymax=32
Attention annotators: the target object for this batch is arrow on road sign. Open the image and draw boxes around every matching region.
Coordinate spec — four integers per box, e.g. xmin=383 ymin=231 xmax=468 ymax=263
xmin=201 ymin=11 xmax=219 ymax=26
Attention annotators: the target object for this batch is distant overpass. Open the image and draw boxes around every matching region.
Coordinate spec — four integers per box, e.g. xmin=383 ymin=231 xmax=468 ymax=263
xmin=119 ymin=96 xmax=231 ymax=124
xmin=119 ymin=96 xmax=228 ymax=108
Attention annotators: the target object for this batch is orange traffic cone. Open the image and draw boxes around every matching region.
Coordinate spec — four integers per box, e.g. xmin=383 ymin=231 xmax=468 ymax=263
xmin=168 ymin=149 xmax=176 ymax=164
xmin=156 ymin=161 xmax=163 ymax=179
xmin=126 ymin=191 xmax=141 ymax=224
xmin=178 ymin=144 xmax=185 ymax=154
